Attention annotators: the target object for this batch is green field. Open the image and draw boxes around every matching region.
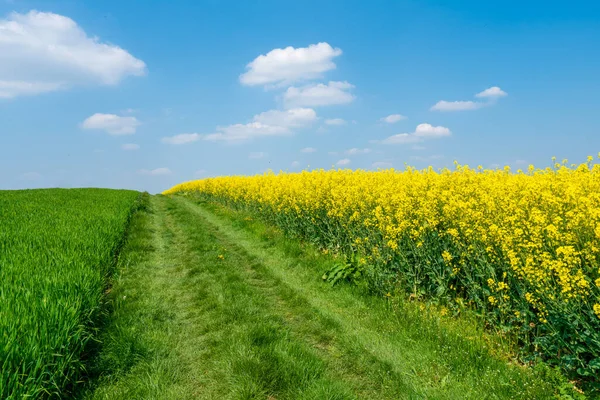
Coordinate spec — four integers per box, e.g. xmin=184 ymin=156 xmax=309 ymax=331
xmin=0 ymin=190 xmax=587 ymax=399
xmin=0 ymin=189 xmax=140 ymax=398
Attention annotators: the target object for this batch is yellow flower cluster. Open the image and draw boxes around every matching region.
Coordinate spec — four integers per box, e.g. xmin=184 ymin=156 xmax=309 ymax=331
xmin=165 ymin=157 xmax=600 ymax=376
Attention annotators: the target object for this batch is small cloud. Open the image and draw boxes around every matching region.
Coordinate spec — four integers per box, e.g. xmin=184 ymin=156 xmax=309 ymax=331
xmin=253 ymin=108 xmax=317 ymax=128
xmin=138 ymin=167 xmax=171 ymax=176
xmin=204 ymin=108 xmax=317 ymax=144
xmin=162 ymin=133 xmax=201 ymax=145
xmin=372 ymin=161 xmax=392 ymax=169
xmin=430 ymin=100 xmax=482 ymax=112
xmin=21 ymin=171 xmax=42 ymax=180
xmin=121 ymin=143 xmax=140 ymax=150
xmin=380 ymin=133 xmax=421 ymax=145
xmin=239 ymin=42 xmax=342 ymax=87
xmin=345 ymin=148 xmax=371 ymax=155
xmin=380 ymin=114 xmax=406 ymax=124
xmin=316 ymin=126 xmax=329 ymax=134
xmin=82 ymin=113 xmax=140 ymax=135
xmin=284 ymin=81 xmax=355 ymax=108
xmin=475 ymin=86 xmax=508 ymax=98
xmin=336 ymin=158 xmax=351 ymax=166
xmin=325 ymin=118 xmax=346 ymax=126
xmin=195 ymin=169 xmax=207 ymax=176
xmin=515 ymin=159 xmax=528 ymax=165
xmin=291 ymin=161 xmax=300 ymax=167
xmin=431 ymin=86 xmax=508 ymax=112
xmin=301 ymin=147 xmax=317 ymax=153
xmin=378 ymin=123 xmax=451 ymax=145
xmin=204 ymin=123 xmax=289 ymax=143
xmin=172 ymin=108 xmax=318 ymax=145
xmin=249 ymin=152 xmax=266 ymax=159
xmin=0 ymin=81 xmax=64 ymax=99
xmin=413 ymin=123 xmax=451 ymax=138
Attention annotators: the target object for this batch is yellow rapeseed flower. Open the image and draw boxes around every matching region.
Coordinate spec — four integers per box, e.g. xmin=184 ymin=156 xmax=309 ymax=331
xmin=442 ymin=250 xmax=453 ymax=263
xmin=164 ymin=159 xmax=600 ymax=339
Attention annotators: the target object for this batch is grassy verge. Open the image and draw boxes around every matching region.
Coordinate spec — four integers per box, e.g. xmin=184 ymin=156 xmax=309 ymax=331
xmin=84 ymin=194 xmax=579 ymax=398
xmin=0 ymin=188 xmax=140 ymax=399
xmin=82 ymin=195 xmax=358 ymax=399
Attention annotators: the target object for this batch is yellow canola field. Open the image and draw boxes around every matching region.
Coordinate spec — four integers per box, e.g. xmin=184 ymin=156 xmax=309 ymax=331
xmin=165 ymin=158 xmax=600 ymax=379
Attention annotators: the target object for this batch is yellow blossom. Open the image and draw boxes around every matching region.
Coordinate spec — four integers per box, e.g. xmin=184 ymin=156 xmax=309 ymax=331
xmin=164 ymin=158 xmax=600 ymax=360
xmin=442 ymin=250 xmax=453 ymax=263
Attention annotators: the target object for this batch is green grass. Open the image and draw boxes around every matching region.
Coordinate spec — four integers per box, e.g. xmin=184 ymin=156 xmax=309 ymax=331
xmin=82 ymin=195 xmax=578 ymax=399
xmin=0 ymin=188 xmax=140 ymax=399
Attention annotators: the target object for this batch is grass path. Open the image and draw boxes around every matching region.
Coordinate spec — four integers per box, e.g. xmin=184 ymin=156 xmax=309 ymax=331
xmin=81 ymin=195 xmax=559 ymax=399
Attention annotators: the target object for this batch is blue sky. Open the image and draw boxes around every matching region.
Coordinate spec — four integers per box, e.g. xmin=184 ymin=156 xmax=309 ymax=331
xmin=1 ymin=0 xmax=599 ymax=193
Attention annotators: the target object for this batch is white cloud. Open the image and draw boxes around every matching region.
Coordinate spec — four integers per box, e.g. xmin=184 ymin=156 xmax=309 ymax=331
xmin=475 ymin=86 xmax=507 ymax=98
xmin=195 ymin=169 xmax=207 ymax=176
xmin=431 ymin=86 xmax=508 ymax=112
xmin=301 ymin=147 xmax=317 ymax=153
xmin=204 ymin=122 xmax=289 ymax=143
xmin=345 ymin=148 xmax=371 ymax=155
xmin=380 ymin=114 xmax=406 ymax=124
xmin=202 ymin=107 xmax=317 ymax=143
xmin=20 ymin=171 xmax=42 ymax=180
xmin=0 ymin=11 xmax=146 ymax=98
xmin=249 ymin=152 xmax=266 ymax=159
xmin=316 ymin=126 xmax=329 ymax=134
xmin=253 ymin=108 xmax=317 ymax=128
xmin=336 ymin=158 xmax=351 ymax=166
xmin=138 ymin=167 xmax=171 ymax=176
xmin=121 ymin=143 xmax=140 ymax=150
xmin=81 ymin=113 xmax=140 ymax=135
xmin=162 ymin=133 xmax=201 ymax=145
xmin=379 ymin=123 xmax=451 ymax=145
xmin=430 ymin=100 xmax=482 ymax=112
xmin=413 ymin=123 xmax=451 ymax=138
xmin=372 ymin=161 xmax=392 ymax=169
xmin=291 ymin=161 xmax=300 ymax=167
xmin=239 ymin=42 xmax=342 ymax=86
xmin=284 ymin=81 xmax=355 ymax=108
xmin=325 ymin=118 xmax=346 ymax=126
xmin=0 ymin=81 xmax=64 ymax=98
xmin=380 ymin=133 xmax=422 ymax=145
